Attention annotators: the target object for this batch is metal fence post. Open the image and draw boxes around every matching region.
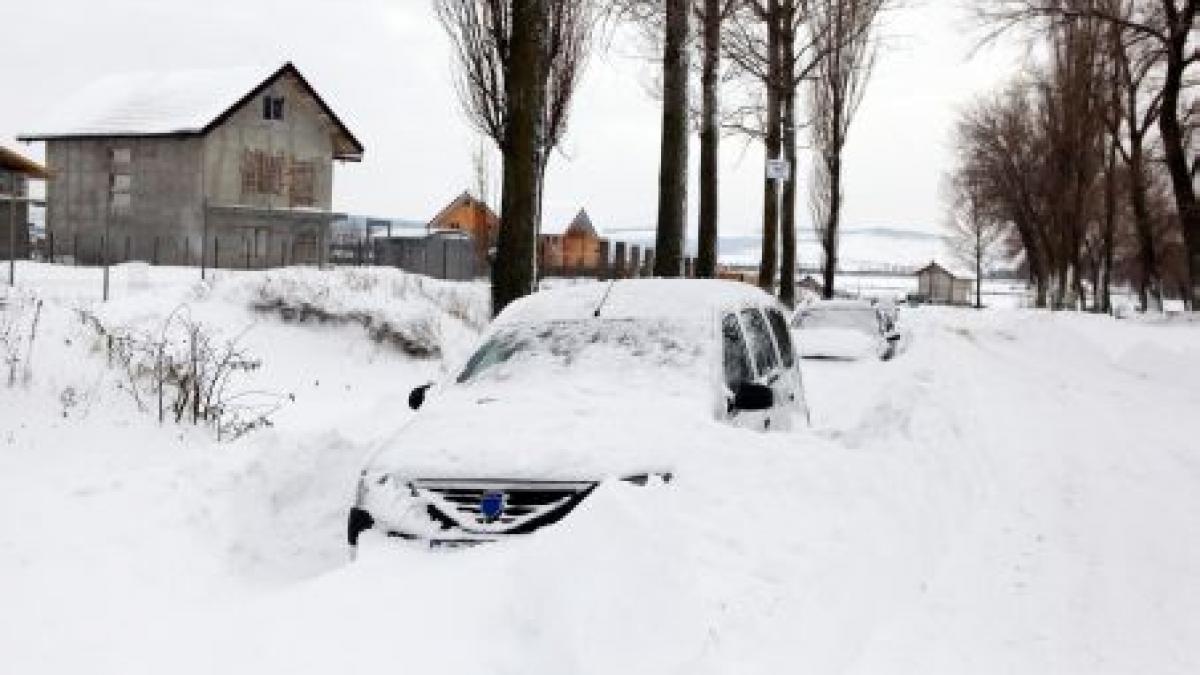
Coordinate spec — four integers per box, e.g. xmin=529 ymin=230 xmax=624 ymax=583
xmin=7 ymin=181 xmax=15 ymax=286
xmin=102 ymin=235 xmax=109 ymax=301
xmin=153 ymin=236 xmax=159 ymax=265
xmin=213 ymin=237 xmax=219 ymax=271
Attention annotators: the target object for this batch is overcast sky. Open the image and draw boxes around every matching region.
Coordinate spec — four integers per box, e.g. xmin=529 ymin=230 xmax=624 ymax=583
xmin=3 ymin=0 xmax=1019 ymax=244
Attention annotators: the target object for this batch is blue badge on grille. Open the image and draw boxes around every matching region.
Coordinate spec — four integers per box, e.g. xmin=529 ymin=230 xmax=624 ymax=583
xmin=480 ymin=491 xmax=506 ymax=521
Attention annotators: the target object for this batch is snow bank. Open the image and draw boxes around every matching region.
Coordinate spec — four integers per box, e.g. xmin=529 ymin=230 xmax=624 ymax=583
xmin=3 ymin=268 xmax=1200 ymax=674
xmin=246 ymin=266 xmax=488 ymax=361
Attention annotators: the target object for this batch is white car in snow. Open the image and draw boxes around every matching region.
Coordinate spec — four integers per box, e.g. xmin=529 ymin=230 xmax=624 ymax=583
xmin=349 ymin=279 xmax=809 ymax=548
xmin=791 ymin=299 xmax=901 ymax=361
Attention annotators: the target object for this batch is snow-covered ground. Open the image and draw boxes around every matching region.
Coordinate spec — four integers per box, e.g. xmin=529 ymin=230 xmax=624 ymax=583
xmin=2 ymin=262 xmax=1199 ymax=674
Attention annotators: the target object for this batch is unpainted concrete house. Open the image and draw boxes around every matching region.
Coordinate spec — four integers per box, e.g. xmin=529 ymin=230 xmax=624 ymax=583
xmin=19 ymin=62 xmax=363 ymax=266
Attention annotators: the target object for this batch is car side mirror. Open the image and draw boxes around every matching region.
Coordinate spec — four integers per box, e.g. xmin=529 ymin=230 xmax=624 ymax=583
xmin=408 ymin=382 xmax=434 ymax=410
xmin=732 ymin=382 xmax=774 ymax=412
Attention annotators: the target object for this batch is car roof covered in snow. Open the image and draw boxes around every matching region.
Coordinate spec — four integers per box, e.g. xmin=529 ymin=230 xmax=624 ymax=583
xmin=495 ymin=279 xmax=781 ymax=327
xmin=799 ymin=299 xmax=879 ymax=312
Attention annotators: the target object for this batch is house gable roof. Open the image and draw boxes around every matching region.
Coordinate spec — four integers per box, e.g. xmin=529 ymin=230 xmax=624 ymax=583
xmin=18 ymin=62 xmax=364 ymax=161
xmin=915 ymin=260 xmax=976 ymax=280
xmin=565 ymin=209 xmax=598 ymax=238
xmin=427 ymin=191 xmax=498 ymax=228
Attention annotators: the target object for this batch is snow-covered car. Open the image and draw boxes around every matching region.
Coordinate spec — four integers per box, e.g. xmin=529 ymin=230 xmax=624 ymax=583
xmin=348 ymin=279 xmax=809 ymax=548
xmin=792 ymin=299 xmax=901 ymax=361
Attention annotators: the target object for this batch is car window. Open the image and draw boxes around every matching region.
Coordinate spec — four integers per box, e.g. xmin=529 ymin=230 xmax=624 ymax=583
xmin=740 ymin=308 xmax=779 ymax=377
xmin=796 ymin=307 xmax=880 ymax=335
xmin=722 ymin=313 xmax=753 ymax=389
xmin=766 ymin=308 xmax=795 ymax=368
xmin=456 ymin=319 xmax=702 ymax=384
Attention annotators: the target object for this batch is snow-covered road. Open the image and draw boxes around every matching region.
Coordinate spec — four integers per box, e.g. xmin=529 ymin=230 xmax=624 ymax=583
xmin=1 ymin=266 xmax=1198 ymax=674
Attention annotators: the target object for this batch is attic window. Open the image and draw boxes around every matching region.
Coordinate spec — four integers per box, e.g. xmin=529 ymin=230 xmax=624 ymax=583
xmin=263 ymin=96 xmax=285 ymax=121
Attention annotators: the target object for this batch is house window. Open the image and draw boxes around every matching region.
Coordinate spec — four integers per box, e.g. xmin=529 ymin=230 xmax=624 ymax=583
xmin=263 ymin=95 xmax=285 ymax=121
xmin=110 ymin=172 xmax=132 ymax=214
xmin=240 ymin=149 xmax=285 ymax=196
xmin=289 ymin=160 xmax=315 ymax=207
xmin=110 ymin=147 xmax=131 ymax=164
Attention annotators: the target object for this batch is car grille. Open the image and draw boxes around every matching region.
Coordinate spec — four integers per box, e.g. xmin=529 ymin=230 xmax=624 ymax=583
xmin=412 ymin=479 xmax=596 ymax=535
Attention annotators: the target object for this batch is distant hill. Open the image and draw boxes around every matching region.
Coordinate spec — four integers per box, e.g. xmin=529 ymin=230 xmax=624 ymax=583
xmin=605 ymin=225 xmax=954 ymax=272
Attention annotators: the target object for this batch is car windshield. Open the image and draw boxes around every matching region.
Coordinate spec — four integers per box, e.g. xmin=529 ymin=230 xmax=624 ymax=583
xmin=456 ymin=318 xmax=705 ymax=385
xmin=794 ymin=307 xmax=880 ymax=334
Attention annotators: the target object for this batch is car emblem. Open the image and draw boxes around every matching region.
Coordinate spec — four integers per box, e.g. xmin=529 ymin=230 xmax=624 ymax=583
xmin=479 ymin=491 xmax=506 ymax=522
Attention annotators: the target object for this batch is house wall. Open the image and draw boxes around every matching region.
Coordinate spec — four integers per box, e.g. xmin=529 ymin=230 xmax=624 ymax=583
xmin=0 ymin=171 xmax=31 ymax=259
xmin=203 ymin=71 xmax=335 ymax=211
xmin=918 ymin=267 xmax=956 ymax=303
xmin=44 ymin=136 xmax=205 ymax=263
xmin=561 ymin=232 xmax=601 ymax=268
xmin=430 ymin=201 xmax=497 ymax=270
xmin=41 ymin=72 xmax=343 ymax=265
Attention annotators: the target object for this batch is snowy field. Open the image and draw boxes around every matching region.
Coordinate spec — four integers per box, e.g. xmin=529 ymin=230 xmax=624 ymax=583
xmin=2 ymin=262 xmax=1199 ymax=674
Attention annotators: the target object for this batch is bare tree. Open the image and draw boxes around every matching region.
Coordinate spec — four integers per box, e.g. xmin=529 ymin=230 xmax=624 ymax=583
xmin=725 ymin=0 xmax=837 ymax=300
xmin=436 ymin=0 xmax=594 ymax=314
xmin=472 ymin=135 xmax=495 ymax=208
xmin=946 ymin=175 xmax=1010 ymax=309
xmin=808 ymin=0 xmax=885 ymax=300
xmin=725 ymin=0 xmax=785 ymax=293
xmin=696 ymin=0 xmax=741 ymax=278
xmin=979 ymin=0 xmax=1200 ymax=308
xmin=953 ymin=84 xmax=1053 ymax=306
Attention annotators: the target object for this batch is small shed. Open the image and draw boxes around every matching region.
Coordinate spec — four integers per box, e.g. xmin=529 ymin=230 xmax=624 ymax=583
xmin=915 ymin=261 xmax=975 ymax=305
xmin=1 ymin=146 xmax=50 ymax=260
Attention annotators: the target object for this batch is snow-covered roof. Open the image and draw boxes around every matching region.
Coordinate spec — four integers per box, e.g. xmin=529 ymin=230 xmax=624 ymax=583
xmin=496 ymin=279 xmax=781 ymax=326
xmin=800 ymin=299 xmax=878 ymax=311
xmin=915 ymin=260 xmax=976 ymax=280
xmin=19 ymin=62 xmax=363 ymax=161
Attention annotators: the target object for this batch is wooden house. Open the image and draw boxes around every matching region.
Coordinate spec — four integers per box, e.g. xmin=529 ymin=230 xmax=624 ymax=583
xmin=915 ymin=261 xmax=975 ymax=305
xmin=539 ymin=208 xmax=603 ymax=273
xmin=427 ymin=191 xmax=499 ymax=271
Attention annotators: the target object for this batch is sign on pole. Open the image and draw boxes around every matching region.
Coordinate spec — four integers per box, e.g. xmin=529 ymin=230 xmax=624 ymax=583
xmin=766 ymin=158 xmax=791 ymax=182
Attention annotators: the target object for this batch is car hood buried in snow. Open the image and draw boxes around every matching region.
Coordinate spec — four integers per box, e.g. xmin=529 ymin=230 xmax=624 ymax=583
xmin=365 ymin=381 xmax=702 ymax=482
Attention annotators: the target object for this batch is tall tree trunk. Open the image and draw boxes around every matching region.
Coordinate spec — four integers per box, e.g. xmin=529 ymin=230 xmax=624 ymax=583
xmin=696 ymin=0 xmax=721 ymax=279
xmin=1100 ymin=138 xmax=1116 ymax=313
xmin=492 ymin=0 xmax=548 ymax=315
xmin=1159 ymin=44 xmax=1200 ymax=309
xmin=1128 ymin=143 xmax=1160 ymax=311
xmin=655 ymin=0 xmax=691 ymax=278
xmin=821 ymin=149 xmax=842 ymax=300
xmin=758 ymin=0 xmax=782 ymax=292
xmin=779 ymin=5 xmax=797 ymax=308
xmin=975 ymin=230 xmax=983 ymax=309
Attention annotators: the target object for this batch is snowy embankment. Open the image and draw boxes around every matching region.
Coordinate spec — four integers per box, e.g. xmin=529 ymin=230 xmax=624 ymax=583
xmin=2 ymin=262 xmax=1199 ymax=674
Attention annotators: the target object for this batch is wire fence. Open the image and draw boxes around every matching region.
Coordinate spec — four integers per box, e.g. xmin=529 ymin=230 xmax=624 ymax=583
xmin=5 ymin=229 xmax=703 ymax=300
